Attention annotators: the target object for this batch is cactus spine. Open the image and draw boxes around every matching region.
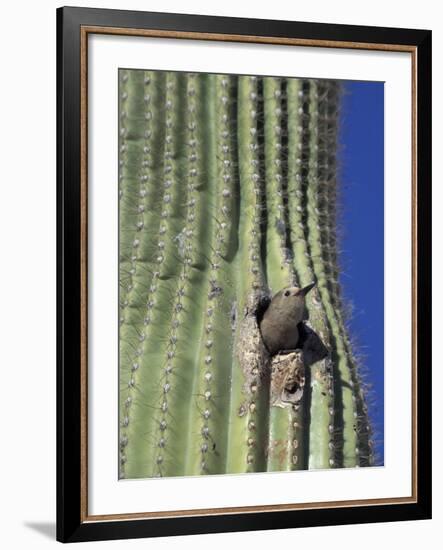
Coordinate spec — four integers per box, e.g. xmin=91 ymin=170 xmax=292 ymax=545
xmin=119 ymin=69 xmax=373 ymax=478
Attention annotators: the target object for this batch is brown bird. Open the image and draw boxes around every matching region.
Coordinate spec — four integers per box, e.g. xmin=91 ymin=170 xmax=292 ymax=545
xmin=259 ymin=283 xmax=316 ymax=355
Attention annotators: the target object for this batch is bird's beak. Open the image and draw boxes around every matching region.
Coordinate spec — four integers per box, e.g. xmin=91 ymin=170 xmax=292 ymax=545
xmin=298 ymin=282 xmax=316 ymax=296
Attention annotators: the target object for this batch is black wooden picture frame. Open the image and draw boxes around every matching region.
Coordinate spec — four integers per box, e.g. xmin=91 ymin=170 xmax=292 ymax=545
xmin=57 ymin=6 xmax=432 ymax=543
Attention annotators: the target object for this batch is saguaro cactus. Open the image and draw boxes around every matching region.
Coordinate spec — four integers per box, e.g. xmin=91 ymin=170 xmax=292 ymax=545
xmin=118 ymin=69 xmax=373 ymax=479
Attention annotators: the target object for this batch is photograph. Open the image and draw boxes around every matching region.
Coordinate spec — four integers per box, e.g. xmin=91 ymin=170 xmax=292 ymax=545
xmin=118 ymin=69 xmax=384 ymax=479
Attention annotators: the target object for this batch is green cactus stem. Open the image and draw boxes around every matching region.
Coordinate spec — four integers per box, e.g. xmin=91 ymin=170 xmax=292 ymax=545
xmin=119 ymin=69 xmax=374 ymax=479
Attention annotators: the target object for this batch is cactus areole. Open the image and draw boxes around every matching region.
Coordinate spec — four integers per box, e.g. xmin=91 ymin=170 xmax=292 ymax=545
xmin=118 ymin=69 xmax=373 ymax=479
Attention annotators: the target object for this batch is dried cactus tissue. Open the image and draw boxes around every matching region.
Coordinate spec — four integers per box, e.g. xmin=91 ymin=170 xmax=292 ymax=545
xmin=118 ymin=69 xmax=382 ymax=479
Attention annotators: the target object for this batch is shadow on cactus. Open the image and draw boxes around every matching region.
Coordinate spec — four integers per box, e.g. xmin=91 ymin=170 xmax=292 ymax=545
xmin=118 ymin=69 xmax=376 ymax=479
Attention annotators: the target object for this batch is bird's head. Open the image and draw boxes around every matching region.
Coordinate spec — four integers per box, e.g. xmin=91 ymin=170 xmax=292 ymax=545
xmin=268 ymin=282 xmax=316 ymax=321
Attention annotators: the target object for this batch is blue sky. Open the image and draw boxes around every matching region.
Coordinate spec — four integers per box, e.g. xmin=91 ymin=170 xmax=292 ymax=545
xmin=338 ymin=80 xmax=385 ymax=464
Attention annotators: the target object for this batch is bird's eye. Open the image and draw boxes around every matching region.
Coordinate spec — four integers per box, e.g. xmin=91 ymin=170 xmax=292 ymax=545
xmin=284 ymin=290 xmax=290 ymax=297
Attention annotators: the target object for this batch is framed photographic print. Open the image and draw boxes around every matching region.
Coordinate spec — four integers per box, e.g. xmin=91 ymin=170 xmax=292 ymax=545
xmin=57 ymin=6 xmax=432 ymax=543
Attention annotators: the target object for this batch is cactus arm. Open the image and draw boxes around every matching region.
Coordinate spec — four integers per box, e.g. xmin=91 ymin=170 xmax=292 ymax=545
xmin=225 ymin=76 xmax=269 ymax=474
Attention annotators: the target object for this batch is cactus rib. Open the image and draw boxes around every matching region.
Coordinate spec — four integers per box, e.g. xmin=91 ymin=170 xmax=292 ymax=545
xmin=182 ymin=73 xmax=234 ymax=476
xmin=119 ymin=70 xmax=168 ymax=477
xmin=262 ymin=77 xmax=300 ymax=471
xmin=316 ymin=80 xmax=373 ymax=467
xmin=286 ymin=79 xmax=336 ymax=469
xmin=225 ymin=75 xmax=269 ymax=473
